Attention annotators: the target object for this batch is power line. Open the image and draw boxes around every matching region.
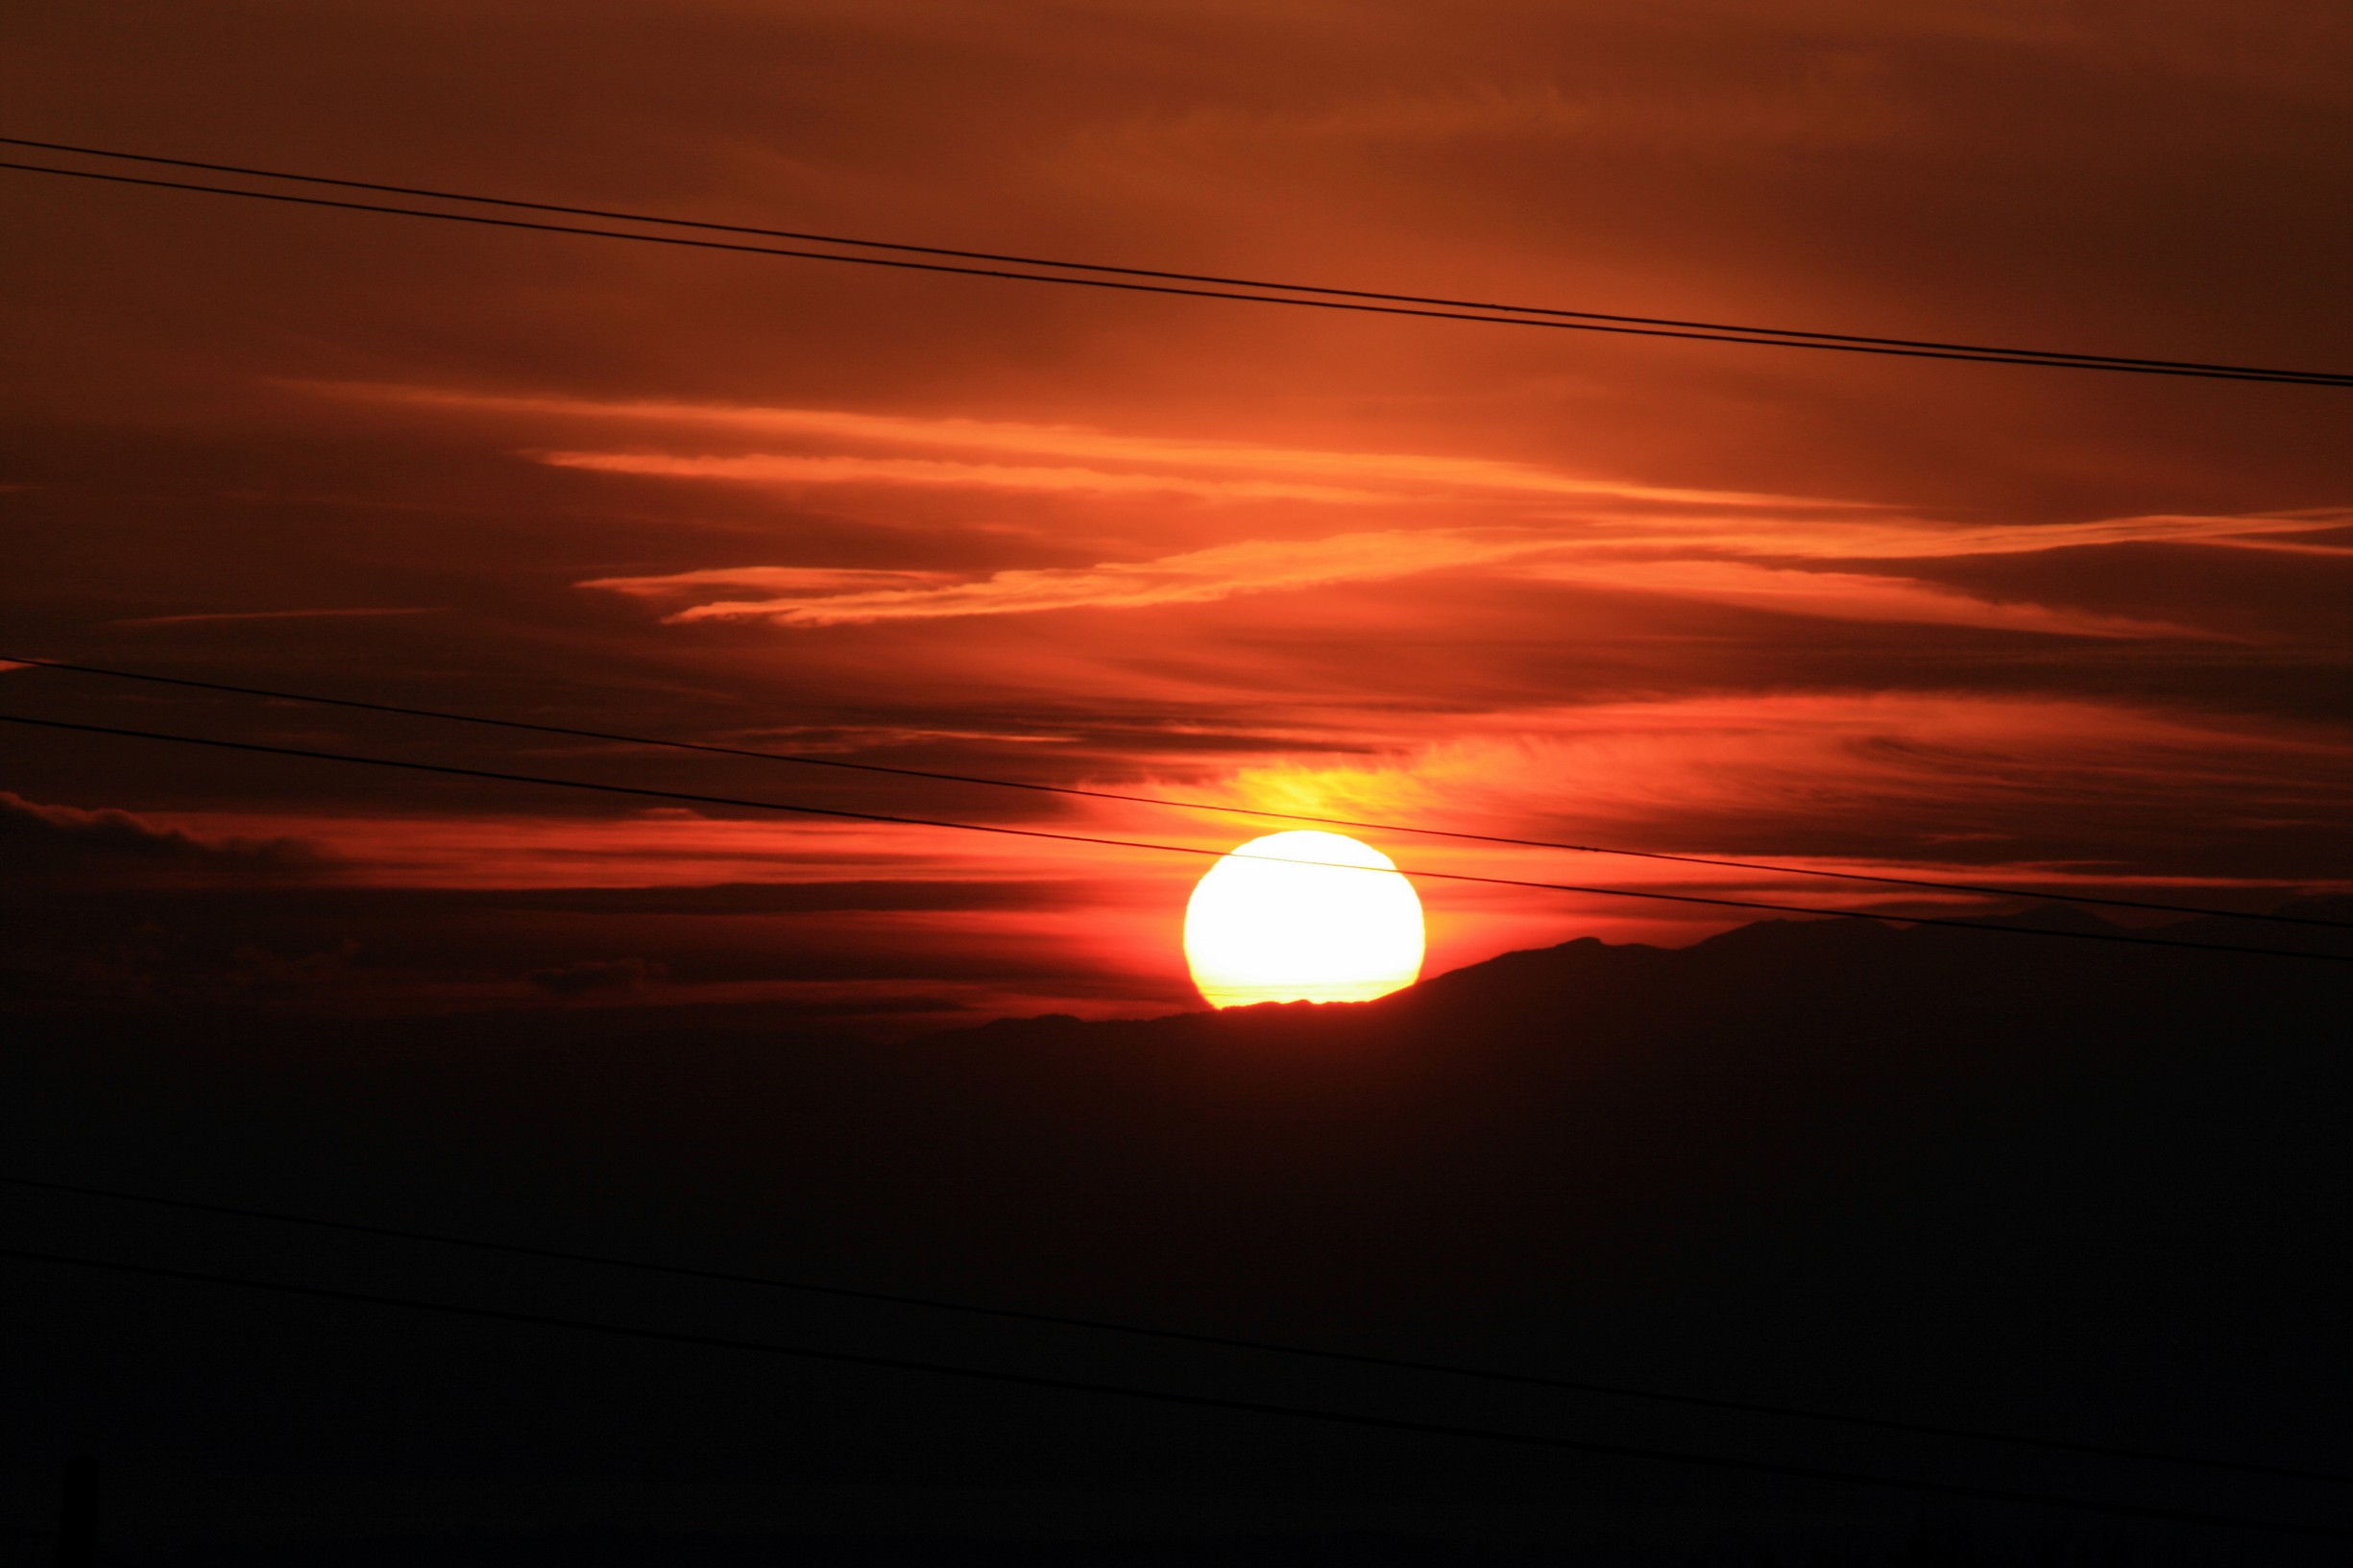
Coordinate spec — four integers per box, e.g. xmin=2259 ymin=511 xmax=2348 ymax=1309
xmin=11 ymin=1170 xmax=2341 ymax=1488
xmin=8 ymin=653 xmax=2342 ymax=933
xmin=2 ymin=154 xmax=2345 ymax=389
xmin=3 ymin=1244 xmax=2342 ymax=1541
xmin=6 ymin=133 xmax=2346 ymax=386
xmin=5 ymin=710 xmax=2348 ymax=966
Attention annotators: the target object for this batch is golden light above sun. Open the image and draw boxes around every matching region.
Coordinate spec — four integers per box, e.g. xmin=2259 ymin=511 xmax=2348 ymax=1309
xmin=1183 ymin=831 xmax=1426 ymax=1008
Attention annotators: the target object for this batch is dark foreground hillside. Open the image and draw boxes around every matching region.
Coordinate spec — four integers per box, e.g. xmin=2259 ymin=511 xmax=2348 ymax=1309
xmin=3 ymin=905 xmax=2348 ymax=1564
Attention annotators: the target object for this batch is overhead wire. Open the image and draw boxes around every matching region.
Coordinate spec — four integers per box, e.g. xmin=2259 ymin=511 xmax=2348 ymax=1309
xmin=5 ymin=711 xmax=2347 ymax=966
xmin=3 ymin=1246 xmax=2343 ymax=1540
xmin=6 ymin=133 xmax=2347 ymax=383
xmin=3 ymin=152 xmax=2348 ymax=388
xmin=9 ymin=1171 xmax=2344 ymax=1488
xmin=6 ymin=654 xmax=2342 ymax=933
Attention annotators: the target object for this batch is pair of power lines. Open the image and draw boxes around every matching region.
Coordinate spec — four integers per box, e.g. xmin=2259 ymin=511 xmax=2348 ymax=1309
xmin=4 ymin=134 xmax=2351 ymax=388
xmin=4 ymin=658 xmax=2348 ymax=966
xmin=10 ymin=656 xmax=2346 ymax=936
xmin=5 ymin=1174 xmax=2347 ymax=1543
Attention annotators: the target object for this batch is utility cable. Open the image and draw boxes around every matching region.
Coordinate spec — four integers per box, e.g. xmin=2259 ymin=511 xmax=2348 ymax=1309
xmin=3 ymin=1246 xmax=2344 ymax=1541
xmin=6 ymin=134 xmax=2350 ymax=385
xmin=7 ymin=653 xmax=2342 ymax=933
xmin=8 ymin=1171 xmax=2343 ymax=1488
xmin=4 ymin=710 xmax=2348 ymax=965
xmin=3 ymin=156 xmax=2347 ymax=389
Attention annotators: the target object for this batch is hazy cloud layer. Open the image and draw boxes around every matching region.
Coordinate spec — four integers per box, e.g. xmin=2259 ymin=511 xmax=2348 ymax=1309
xmin=7 ymin=0 xmax=2348 ymax=1025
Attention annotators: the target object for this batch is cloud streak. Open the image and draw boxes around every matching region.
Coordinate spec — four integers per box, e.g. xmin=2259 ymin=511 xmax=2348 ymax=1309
xmin=540 ymin=450 xmax=1395 ymax=503
xmin=592 ymin=530 xmax=1562 ymax=625
xmin=1519 ymin=557 xmax=2211 ymax=639
xmin=329 ymin=384 xmax=1856 ymax=510
xmin=584 ymin=525 xmax=2223 ymax=639
xmin=1725 ymin=509 xmax=2353 ymax=562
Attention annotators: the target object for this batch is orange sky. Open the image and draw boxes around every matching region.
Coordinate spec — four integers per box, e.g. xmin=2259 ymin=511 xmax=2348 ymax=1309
xmin=5 ymin=0 xmax=2351 ymax=1032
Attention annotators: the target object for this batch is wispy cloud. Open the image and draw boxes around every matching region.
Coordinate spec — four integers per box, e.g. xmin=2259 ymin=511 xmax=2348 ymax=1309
xmin=593 ymin=530 xmax=1561 ymax=626
xmin=540 ymin=450 xmax=1395 ymax=503
xmin=1713 ymin=509 xmax=2353 ymax=561
xmin=584 ymin=526 xmax=2218 ymax=639
xmin=319 ymin=384 xmax=1854 ymax=509
xmin=582 ymin=566 xmax=965 ymax=600
xmin=1522 ymin=557 xmax=2211 ymax=639
xmin=427 ymin=387 xmax=2348 ymax=567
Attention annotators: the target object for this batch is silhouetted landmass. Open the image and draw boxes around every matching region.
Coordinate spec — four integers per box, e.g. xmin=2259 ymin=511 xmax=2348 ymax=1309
xmin=3 ymin=905 xmax=2347 ymax=1563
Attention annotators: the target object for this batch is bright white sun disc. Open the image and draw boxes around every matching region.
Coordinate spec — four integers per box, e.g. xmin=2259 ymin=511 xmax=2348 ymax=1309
xmin=1183 ymin=831 xmax=1425 ymax=1008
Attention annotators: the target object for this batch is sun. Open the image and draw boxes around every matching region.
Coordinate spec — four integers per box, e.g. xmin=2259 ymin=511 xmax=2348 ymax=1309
xmin=1183 ymin=831 xmax=1425 ymax=1008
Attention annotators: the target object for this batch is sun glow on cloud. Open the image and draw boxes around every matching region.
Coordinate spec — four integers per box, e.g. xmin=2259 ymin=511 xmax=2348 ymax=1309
xmin=1182 ymin=692 xmax=2353 ymax=837
xmin=264 ymin=382 xmax=2353 ymax=1015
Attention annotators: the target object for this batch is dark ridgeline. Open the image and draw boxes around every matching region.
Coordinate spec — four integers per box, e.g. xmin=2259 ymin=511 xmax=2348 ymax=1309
xmin=2 ymin=903 xmax=2347 ymax=1564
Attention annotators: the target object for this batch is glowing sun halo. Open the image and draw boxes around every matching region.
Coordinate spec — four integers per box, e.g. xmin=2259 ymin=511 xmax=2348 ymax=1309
xmin=1183 ymin=831 xmax=1426 ymax=1008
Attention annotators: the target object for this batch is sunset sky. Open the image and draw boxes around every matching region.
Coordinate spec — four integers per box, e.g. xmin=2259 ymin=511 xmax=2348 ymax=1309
xmin=7 ymin=0 xmax=2351 ymax=1034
